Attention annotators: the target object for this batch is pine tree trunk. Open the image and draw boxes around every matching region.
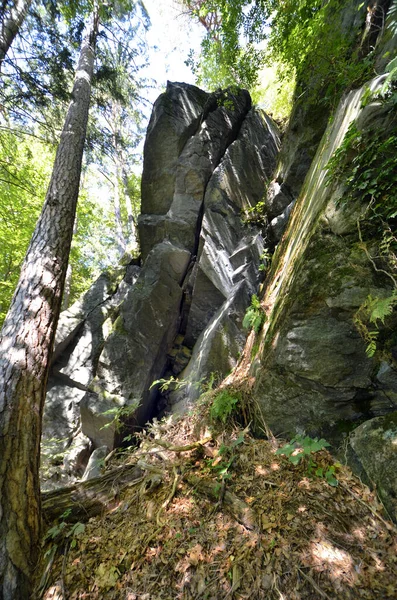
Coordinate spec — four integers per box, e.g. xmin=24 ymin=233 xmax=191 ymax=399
xmin=0 ymin=0 xmax=32 ymax=65
xmin=112 ymin=168 xmax=128 ymax=258
xmin=0 ymin=10 xmax=98 ymax=598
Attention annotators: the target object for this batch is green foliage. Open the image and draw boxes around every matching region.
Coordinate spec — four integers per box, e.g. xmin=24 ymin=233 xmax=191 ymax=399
xmin=327 ymin=121 xmax=397 ymax=230
xmin=354 ymin=292 xmax=397 ymax=357
xmin=276 ymin=435 xmax=338 ymax=486
xmin=210 ymin=390 xmax=239 ymax=423
xmin=243 ymin=294 xmax=266 ymax=333
xmin=184 ymin=0 xmax=374 ymax=111
xmin=150 ymin=376 xmax=188 ymax=393
xmin=100 ymin=401 xmax=139 ymax=432
xmin=258 ymin=249 xmax=272 ymax=273
xmin=0 ymin=131 xmax=54 ymax=325
xmin=208 ymin=432 xmax=245 ymax=488
xmin=44 ymin=508 xmax=85 ymax=550
xmin=252 ymin=65 xmax=295 ymax=122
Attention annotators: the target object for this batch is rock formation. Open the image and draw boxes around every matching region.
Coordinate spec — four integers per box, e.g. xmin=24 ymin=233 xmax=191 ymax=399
xmin=41 ymin=83 xmax=281 ymax=489
xmin=41 ymin=11 xmax=397 ymax=518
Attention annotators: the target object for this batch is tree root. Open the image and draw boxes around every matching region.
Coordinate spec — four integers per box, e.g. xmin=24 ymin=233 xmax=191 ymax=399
xmin=42 ymin=464 xmax=144 ymax=524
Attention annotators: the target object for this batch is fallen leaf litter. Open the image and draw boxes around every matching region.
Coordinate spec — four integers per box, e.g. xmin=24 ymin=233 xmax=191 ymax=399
xmin=40 ymin=403 xmax=397 ymax=600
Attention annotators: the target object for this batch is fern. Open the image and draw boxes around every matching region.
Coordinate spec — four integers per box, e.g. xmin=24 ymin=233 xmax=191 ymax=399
xmin=354 ymin=291 xmax=396 ymax=357
xmin=243 ymin=294 xmax=266 ymax=334
xmin=369 ymin=292 xmax=397 ymax=325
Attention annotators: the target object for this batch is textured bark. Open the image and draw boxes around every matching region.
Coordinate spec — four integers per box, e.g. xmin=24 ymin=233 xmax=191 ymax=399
xmin=0 ymin=11 xmax=98 ymax=599
xmin=0 ymin=0 xmax=32 ymax=65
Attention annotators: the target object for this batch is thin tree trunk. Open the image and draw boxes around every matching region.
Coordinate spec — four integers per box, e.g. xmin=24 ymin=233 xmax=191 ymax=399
xmin=119 ymin=159 xmax=139 ymax=251
xmin=112 ymin=168 xmax=128 ymax=258
xmin=0 ymin=0 xmax=32 ymax=65
xmin=0 ymin=9 xmax=98 ymax=598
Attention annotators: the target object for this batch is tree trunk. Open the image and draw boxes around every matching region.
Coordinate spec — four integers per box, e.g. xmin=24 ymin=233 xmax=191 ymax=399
xmin=112 ymin=167 xmax=128 ymax=258
xmin=0 ymin=0 xmax=32 ymax=66
xmin=119 ymin=158 xmax=139 ymax=252
xmin=0 ymin=10 xmax=98 ymax=598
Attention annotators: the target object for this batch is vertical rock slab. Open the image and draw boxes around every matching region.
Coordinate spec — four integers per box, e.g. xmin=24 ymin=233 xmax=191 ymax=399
xmin=139 ymin=83 xmax=252 ymax=260
xmin=169 ymin=109 xmax=280 ymax=411
xmin=248 ymin=77 xmax=397 ymax=442
xmin=94 ymin=242 xmax=191 ymax=426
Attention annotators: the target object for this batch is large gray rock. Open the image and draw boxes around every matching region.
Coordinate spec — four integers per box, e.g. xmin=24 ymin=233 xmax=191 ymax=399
xmin=348 ymin=412 xmax=397 ymax=522
xmin=139 ymin=85 xmax=252 ymax=260
xmin=249 ymin=77 xmax=397 ymax=443
xmin=169 ymin=109 xmax=280 ymax=409
xmin=41 ymin=265 xmax=139 ymax=489
xmin=42 ymin=83 xmax=281 ymax=488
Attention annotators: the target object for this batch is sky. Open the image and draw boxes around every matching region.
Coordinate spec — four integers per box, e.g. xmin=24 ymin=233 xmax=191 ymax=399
xmin=142 ymin=0 xmax=204 ymax=105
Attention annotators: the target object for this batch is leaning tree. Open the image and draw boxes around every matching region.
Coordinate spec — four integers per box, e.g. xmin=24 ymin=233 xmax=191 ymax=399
xmin=0 ymin=4 xmax=99 ymax=596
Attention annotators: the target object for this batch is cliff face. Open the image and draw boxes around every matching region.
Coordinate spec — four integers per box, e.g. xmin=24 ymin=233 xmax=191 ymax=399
xmin=248 ymin=79 xmax=396 ymax=442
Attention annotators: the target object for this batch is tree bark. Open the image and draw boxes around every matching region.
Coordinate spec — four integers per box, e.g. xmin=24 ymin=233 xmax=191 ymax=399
xmin=0 ymin=9 xmax=98 ymax=598
xmin=0 ymin=0 xmax=32 ymax=66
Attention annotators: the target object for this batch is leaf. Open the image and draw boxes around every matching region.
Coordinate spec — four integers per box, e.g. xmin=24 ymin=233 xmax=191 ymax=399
xmin=95 ymin=564 xmax=120 ymax=590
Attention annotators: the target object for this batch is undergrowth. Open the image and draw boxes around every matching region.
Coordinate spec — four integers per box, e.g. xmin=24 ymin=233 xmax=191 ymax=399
xmin=37 ymin=386 xmax=397 ymax=600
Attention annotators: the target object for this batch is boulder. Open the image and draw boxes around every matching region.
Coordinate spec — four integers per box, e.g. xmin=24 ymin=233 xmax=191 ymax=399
xmin=348 ymin=412 xmax=397 ymax=522
xmin=81 ymin=446 xmax=109 ymax=481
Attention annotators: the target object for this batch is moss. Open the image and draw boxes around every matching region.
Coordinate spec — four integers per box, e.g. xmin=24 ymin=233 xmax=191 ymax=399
xmin=112 ymin=314 xmax=127 ymax=335
xmin=103 ymin=266 xmax=126 ymax=294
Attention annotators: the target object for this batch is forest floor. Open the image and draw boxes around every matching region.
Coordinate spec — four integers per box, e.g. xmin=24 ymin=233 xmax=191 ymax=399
xmin=39 ymin=396 xmax=397 ymax=600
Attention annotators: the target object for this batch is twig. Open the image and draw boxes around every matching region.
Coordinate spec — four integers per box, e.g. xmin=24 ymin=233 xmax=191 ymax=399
xmin=35 ymin=544 xmax=58 ymax=599
xmin=357 ymin=216 xmax=396 ymax=287
xmin=60 ymin=543 xmax=69 ymax=599
xmin=184 ymin=474 xmax=257 ymax=530
xmin=151 ymin=436 xmax=212 ymax=453
xmin=297 ymin=567 xmax=332 ymax=600
xmin=157 ymin=466 xmax=179 ymax=526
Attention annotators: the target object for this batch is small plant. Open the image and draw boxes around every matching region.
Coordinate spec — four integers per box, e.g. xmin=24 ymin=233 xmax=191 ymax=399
xmin=100 ymin=401 xmax=139 ymax=432
xmin=209 ymin=432 xmax=245 ymax=489
xmin=258 ymin=249 xmax=272 ymax=272
xmin=150 ymin=376 xmax=187 ymax=393
xmin=276 ymin=435 xmax=339 ymax=486
xmin=354 ymin=291 xmax=397 ymax=357
xmin=44 ymin=509 xmax=86 ymax=552
xmin=243 ymin=294 xmax=266 ymax=334
xmin=210 ymin=390 xmax=239 ymax=423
